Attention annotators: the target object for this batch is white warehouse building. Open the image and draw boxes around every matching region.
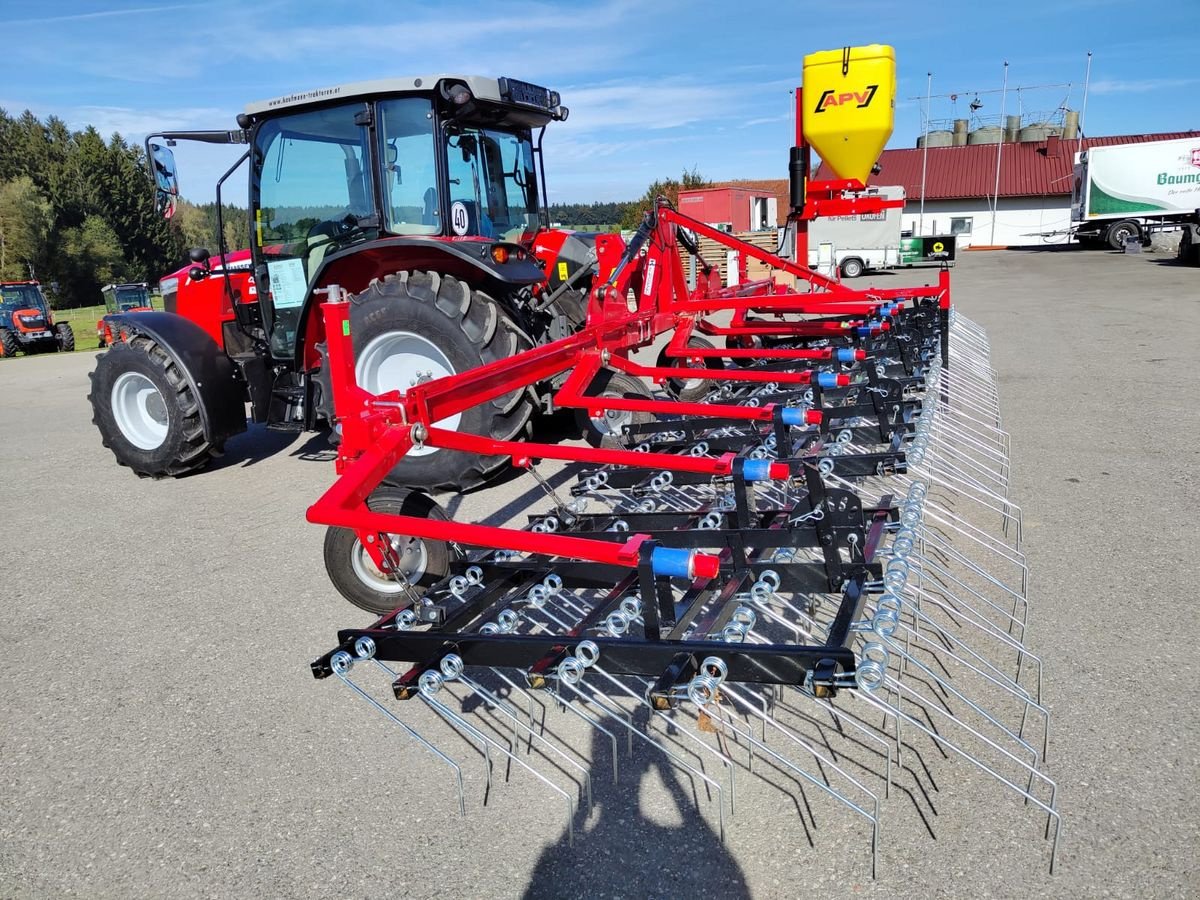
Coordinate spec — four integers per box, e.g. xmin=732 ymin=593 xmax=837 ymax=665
xmin=814 ymin=126 xmax=1200 ymax=248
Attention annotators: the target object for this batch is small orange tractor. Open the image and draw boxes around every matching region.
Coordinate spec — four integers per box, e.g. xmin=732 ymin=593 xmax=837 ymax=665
xmin=0 ymin=281 xmax=74 ymax=356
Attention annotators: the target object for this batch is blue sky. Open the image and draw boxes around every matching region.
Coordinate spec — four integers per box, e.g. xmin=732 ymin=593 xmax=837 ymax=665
xmin=2 ymin=0 xmax=1197 ymax=204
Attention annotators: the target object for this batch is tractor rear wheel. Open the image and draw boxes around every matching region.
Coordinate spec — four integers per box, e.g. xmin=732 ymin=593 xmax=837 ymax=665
xmin=322 ymin=487 xmax=452 ymax=616
xmin=56 ymin=322 xmax=75 ymax=352
xmin=577 ymin=369 xmax=654 ymax=447
xmin=343 ymin=271 xmax=534 ymax=492
xmin=88 ymin=335 xmax=223 ymax=477
xmin=0 ymin=329 xmax=18 ymax=358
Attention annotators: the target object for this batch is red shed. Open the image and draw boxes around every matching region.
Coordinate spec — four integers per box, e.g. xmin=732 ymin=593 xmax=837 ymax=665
xmin=678 ymin=185 xmax=780 ymax=232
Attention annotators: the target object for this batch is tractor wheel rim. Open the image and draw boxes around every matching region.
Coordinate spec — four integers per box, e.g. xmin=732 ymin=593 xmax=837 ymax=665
xmin=111 ymin=371 xmax=169 ymax=450
xmin=355 ymin=330 xmax=460 ymax=457
xmin=350 ymin=534 xmax=428 ymax=593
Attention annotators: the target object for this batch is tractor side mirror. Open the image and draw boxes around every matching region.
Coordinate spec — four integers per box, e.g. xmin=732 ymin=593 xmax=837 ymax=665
xmin=188 ymin=266 xmax=208 ymax=282
xmin=189 ymin=248 xmax=210 ymax=264
xmin=149 ymin=142 xmax=179 ymax=219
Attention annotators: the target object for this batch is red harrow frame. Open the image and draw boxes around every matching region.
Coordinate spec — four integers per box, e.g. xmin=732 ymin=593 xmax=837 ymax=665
xmin=307 ymin=200 xmax=1057 ymax=877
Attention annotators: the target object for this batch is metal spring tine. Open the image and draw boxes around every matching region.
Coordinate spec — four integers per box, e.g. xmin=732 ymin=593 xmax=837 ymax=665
xmin=551 ymin=685 xmax=624 ymax=782
xmin=915 ymin=516 xmax=1028 ymax=602
xmin=928 ymin=411 xmax=1011 ymax=467
xmin=890 ymin=614 xmax=1050 ymax=762
xmin=715 ymin=685 xmax=881 ymax=879
xmin=909 ymin=553 xmax=1028 ymax=637
xmin=907 ymin=583 xmax=1044 ymax=703
xmin=457 ymin=672 xmax=594 ymax=813
xmin=561 ymin=677 xmax=728 ymax=841
xmin=419 ymin=677 xmax=576 ymax=847
xmin=922 ymin=434 xmax=1010 ymax=495
xmin=878 ymin=633 xmax=1040 ymax=766
xmin=856 ymin=681 xmax=1061 ymax=874
xmin=326 ymin=654 xmax=467 ymax=817
xmin=589 ymin=665 xmax=739 ymax=816
xmin=912 ymin=487 xmax=1025 ymax=564
xmin=895 ymin=468 xmax=1022 ymax=547
xmin=489 ymin=668 xmax=548 ymax=751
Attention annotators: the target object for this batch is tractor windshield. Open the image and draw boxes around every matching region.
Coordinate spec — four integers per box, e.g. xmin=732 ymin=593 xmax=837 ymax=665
xmin=0 ymin=285 xmax=48 ymax=313
xmin=252 ymin=102 xmax=376 ymax=356
xmin=113 ymin=286 xmax=150 ymax=311
xmin=444 ymin=125 xmax=538 ymax=242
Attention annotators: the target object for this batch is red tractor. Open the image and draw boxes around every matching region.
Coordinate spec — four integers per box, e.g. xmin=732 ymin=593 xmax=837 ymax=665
xmin=90 ymin=75 xmax=598 ymax=489
xmin=96 ymin=283 xmax=155 ymax=348
xmin=0 ymin=281 xmax=74 ymax=356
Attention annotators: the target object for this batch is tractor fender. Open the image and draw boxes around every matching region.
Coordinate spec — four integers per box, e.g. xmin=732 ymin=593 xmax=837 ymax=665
xmin=103 ymin=311 xmax=247 ymax=444
xmin=293 ymin=237 xmax=546 ymax=367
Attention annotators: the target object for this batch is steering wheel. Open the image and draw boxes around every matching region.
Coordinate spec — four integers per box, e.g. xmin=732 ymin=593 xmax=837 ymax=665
xmin=307 ymin=213 xmax=356 ymax=243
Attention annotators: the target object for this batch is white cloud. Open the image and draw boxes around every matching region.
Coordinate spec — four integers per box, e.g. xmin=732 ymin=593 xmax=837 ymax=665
xmin=1088 ymin=78 xmax=1198 ymax=95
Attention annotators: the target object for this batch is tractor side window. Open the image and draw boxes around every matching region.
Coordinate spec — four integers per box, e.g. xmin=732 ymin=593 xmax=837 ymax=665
xmin=378 ymin=98 xmax=439 ymax=235
xmin=252 ymin=103 xmax=375 ymax=357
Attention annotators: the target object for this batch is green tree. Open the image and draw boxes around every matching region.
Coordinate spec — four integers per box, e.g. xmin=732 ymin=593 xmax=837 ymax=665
xmin=0 ymin=177 xmax=54 ymax=280
xmin=58 ymin=215 xmax=128 ymax=306
xmin=618 ymin=167 xmax=710 ymax=230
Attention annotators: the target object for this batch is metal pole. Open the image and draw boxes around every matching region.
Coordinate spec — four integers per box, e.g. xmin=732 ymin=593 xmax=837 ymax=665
xmin=918 ymin=72 xmax=931 ymax=236
xmin=1078 ymin=51 xmax=1093 ymax=157
xmin=989 ymin=61 xmax=1009 ymax=246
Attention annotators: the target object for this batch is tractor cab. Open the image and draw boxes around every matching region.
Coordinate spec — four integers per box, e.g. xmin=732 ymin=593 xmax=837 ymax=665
xmin=148 ymin=75 xmax=570 ymax=362
xmin=97 ymin=283 xmax=154 ymax=348
xmin=102 ymin=283 xmax=154 ymax=314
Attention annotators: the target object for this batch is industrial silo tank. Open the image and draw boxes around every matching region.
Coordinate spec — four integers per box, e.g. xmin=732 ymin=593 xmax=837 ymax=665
xmin=1019 ymin=123 xmax=1063 ymax=142
xmin=967 ymin=126 xmax=1003 ymax=145
xmin=916 ymin=130 xmax=953 ymax=149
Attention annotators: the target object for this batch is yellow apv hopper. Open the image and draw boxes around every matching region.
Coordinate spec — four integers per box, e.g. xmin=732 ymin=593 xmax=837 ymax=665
xmin=802 ymin=45 xmax=896 ymax=185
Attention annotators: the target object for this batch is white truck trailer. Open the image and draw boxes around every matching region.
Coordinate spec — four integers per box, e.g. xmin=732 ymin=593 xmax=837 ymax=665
xmin=1071 ymin=136 xmax=1200 ymax=252
xmin=806 ymin=186 xmax=955 ymax=277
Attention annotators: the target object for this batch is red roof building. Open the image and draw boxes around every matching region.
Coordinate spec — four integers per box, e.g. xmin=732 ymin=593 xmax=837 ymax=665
xmin=704 ymin=131 xmax=1200 ymax=247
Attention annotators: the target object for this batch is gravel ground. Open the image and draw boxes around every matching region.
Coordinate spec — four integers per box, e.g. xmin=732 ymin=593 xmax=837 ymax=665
xmin=0 ymin=247 xmax=1197 ymax=899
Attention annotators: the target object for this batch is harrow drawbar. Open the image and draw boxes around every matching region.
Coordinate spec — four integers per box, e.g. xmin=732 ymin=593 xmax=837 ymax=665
xmin=308 ymin=205 xmax=1059 ymax=877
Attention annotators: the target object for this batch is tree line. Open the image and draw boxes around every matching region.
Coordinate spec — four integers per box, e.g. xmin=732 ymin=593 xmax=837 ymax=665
xmin=0 ymin=109 xmax=184 ymax=308
xmin=0 ymin=106 xmax=707 ymax=308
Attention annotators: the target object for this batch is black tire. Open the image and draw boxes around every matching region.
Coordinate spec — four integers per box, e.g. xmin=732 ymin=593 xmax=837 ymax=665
xmin=345 ymin=271 xmax=534 ymax=492
xmin=658 ymin=336 xmax=723 ymax=402
xmin=0 ymin=329 xmax=20 ymax=358
xmin=724 ymin=333 xmax=763 ymax=368
xmin=1106 ymin=220 xmax=1139 ymax=251
xmin=323 ymin=487 xmax=452 ymax=616
xmin=56 ymin=322 xmax=75 ymax=352
xmin=840 ymin=257 xmax=865 ymax=279
xmin=88 ymin=335 xmax=223 ymax=477
xmin=576 ymin=369 xmax=654 ymax=448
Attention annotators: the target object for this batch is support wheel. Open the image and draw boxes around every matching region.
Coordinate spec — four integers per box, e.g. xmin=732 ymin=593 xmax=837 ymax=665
xmin=88 ymin=335 xmax=222 ymax=477
xmin=56 ymin=322 xmax=75 ymax=352
xmin=658 ymin=336 xmax=723 ymax=402
xmin=0 ymin=328 xmax=18 ymax=358
xmin=345 ymin=271 xmax=534 ymax=492
xmin=577 ymin=369 xmax=654 ymax=447
xmin=323 ymin=487 xmax=451 ymax=616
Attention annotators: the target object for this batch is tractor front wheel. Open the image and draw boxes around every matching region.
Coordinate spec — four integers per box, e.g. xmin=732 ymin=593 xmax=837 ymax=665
xmin=323 ymin=487 xmax=453 ymax=615
xmin=343 ymin=271 xmax=534 ymax=492
xmin=56 ymin=322 xmax=75 ymax=352
xmin=0 ymin=329 xmax=18 ymax=358
xmin=88 ymin=336 xmax=222 ymax=477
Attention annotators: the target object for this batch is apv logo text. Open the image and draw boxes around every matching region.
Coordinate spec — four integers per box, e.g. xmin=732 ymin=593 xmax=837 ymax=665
xmin=814 ymin=85 xmax=879 ymax=114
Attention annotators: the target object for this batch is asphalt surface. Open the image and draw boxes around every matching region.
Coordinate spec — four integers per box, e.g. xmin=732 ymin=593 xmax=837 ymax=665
xmin=1 ymin=248 xmax=1197 ymax=898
